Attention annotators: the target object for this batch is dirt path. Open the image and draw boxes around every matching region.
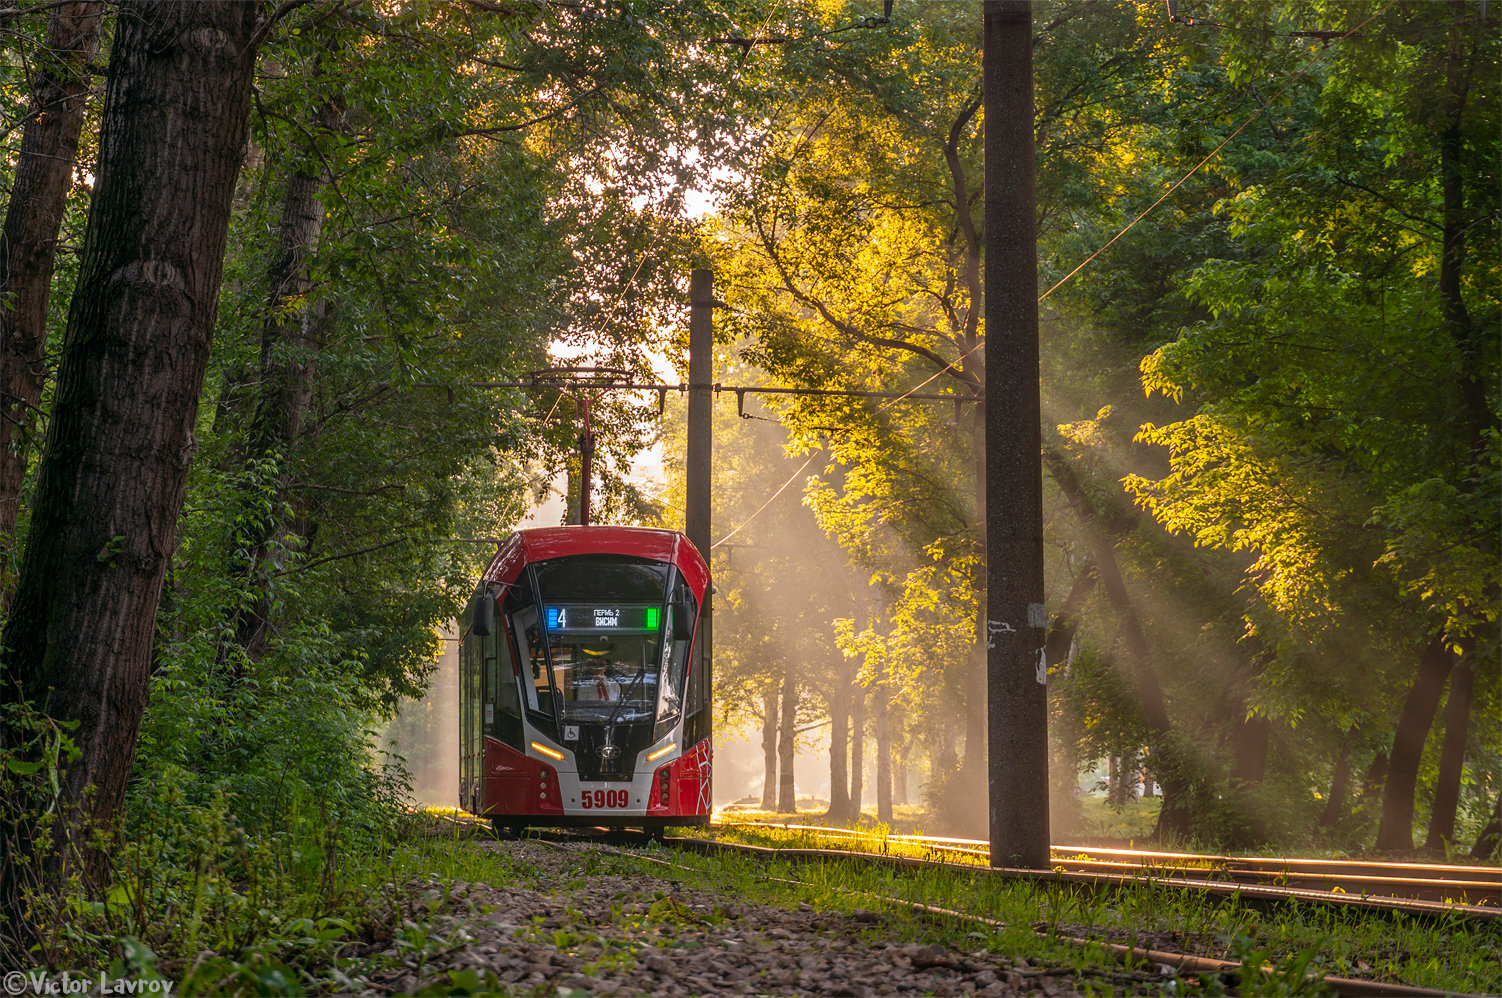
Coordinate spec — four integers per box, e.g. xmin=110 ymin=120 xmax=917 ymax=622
xmin=354 ymin=837 xmax=1167 ymax=996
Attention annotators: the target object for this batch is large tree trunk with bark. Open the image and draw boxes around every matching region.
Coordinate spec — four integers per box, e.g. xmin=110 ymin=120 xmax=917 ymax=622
xmin=1424 ymin=659 xmax=1474 ymax=854
xmin=0 ymin=0 xmax=261 ymax=905
xmin=760 ymin=689 xmax=777 ymax=811
xmin=0 ymin=1 xmax=103 ymax=591
xmin=1376 ymin=635 xmax=1458 ymax=851
xmin=777 ymin=670 xmax=797 ymax=812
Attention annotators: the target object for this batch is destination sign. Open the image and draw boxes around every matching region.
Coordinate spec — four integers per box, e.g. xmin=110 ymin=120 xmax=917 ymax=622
xmin=545 ymin=605 xmax=660 ymax=632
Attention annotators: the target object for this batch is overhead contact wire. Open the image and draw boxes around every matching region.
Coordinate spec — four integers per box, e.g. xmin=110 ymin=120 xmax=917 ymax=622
xmin=1038 ymin=1 xmax=1396 ymax=303
xmin=708 ymin=339 xmax=985 ymax=549
xmin=716 ymin=6 xmax=1392 ymax=546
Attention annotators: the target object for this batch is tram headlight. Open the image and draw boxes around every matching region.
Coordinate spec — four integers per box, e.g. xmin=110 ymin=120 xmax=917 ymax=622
xmin=530 ymin=741 xmax=564 ymax=761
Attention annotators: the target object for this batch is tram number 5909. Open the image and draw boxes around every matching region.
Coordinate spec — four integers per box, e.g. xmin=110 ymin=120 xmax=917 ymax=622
xmin=581 ymin=789 xmax=629 ymax=809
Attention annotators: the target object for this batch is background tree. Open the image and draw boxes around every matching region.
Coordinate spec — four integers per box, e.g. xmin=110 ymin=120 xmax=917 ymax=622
xmin=0 ymin=1 xmax=103 ymax=594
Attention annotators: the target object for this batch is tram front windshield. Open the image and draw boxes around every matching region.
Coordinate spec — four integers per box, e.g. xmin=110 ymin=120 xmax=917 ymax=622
xmin=528 ymin=556 xmax=683 ymax=727
xmin=549 ymin=622 xmax=660 ymax=724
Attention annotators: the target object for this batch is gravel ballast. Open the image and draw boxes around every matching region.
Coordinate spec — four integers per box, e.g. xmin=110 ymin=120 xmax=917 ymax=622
xmin=356 ymin=836 xmax=1177 ymax=996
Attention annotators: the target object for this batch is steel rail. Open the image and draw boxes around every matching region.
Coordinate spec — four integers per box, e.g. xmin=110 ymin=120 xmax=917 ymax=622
xmin=584 ymin=836 xmax=1478 ymax=998
xmin=705 ymin=822 xmax=1500 ymax=920
xmin=714 ymin=819 xmax=1502 ymax=906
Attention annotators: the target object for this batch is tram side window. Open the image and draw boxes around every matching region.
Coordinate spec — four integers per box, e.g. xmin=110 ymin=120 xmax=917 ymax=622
xmin=513 ymin=606 xmax=553 ymax=714
xmin=485 ymin=623 xmax=523 ymax=746
xmin=685 ymin=641 xmax=703 ymax=715
xmin=680 ymin=584 xmax=711 ymax=744
xmin=659 ymin=578 xmax=697 ymax=720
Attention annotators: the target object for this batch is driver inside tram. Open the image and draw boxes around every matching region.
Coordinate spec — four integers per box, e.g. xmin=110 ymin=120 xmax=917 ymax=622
xmin=577 ymin=656 xmax=621 ymax=702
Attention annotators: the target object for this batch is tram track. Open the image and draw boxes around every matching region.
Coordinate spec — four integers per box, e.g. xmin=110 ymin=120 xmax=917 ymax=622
xmin=554 ymin=836 xmax=1485 ymax=998
xmin=711 ymin=820 xmax=1502 ymax=913
xmin=427 ymin=813 xmax=1495 ymax=994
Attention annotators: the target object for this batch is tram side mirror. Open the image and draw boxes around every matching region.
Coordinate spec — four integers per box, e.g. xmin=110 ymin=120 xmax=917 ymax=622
xmin=471 ymin=588 xmax=495 ymax=636
xmin=670 ymin=602 xmax=692 ymax=633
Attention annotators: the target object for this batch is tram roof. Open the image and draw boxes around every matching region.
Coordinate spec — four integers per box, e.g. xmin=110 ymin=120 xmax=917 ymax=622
xmin=482 ymin=525 xmax=710 ymax=596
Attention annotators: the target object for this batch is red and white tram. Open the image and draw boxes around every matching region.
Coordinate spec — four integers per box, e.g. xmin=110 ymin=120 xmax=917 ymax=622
xmin=459 ymin=526 xmax=711 ymax=832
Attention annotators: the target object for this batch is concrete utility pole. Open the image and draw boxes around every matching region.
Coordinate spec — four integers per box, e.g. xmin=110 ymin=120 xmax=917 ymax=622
xmin=686 ymin=268 xmax=714 ymax=694
xmin=686 ymin=269 xmax=714 ymax=558
xmin=983 ymin=0 xmax=1050 ymax=869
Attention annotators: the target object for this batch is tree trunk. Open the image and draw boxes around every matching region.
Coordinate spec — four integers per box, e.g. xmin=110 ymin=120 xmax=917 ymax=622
xmin=874 ymin=678 xmax=892 ymax=824
xmin=1354 ymin=749 xmax=1389 ymax=821
xmin=1045 ymin=563 xmax=1095 ymax=670
xmin=1231 ymin=717 xmax=1270 ymax=786
xmin=947 ymin=91 xmax=986 ymax=805
xmin=1439 ymin=8 xmax=1489 ymax=455
xmin=0 ymin=1 xmax=103 ymax=594
xmin=0 ymin=0 xmax=261 ymax=902
xmin=960 ymin=436 xmax=984 ymax=797
xmin=1424 ymin=659 xmax=1474 ymax=854
xmin=825 ymin=677 xmax=851 ymax=822
xmin=230 ymin=92 xmax=343 ymax=662
xmin=894 ymin=735 xmax=909 ymax=806
xmin=1230 ymin=643 xmax=1273 ymax=791
xmin=778 ymin=669 xmax=796 ymax=813
xmin=760 ymin=689 xmax=777 ymax=811
xmin=1469 ymin=795 xmax=1500 ymax=861
xmin=1318 ymin=734 xmax=1355 ymax=830
xmin=1108 ymin=754 xmax=1135 ymax=807
xmin=849 ymin=681 xmax=865 ymax=817
xmin=1376 ymin=635 xmax=1457 ymax=851
xmin=1044 ymin=445 xmax=1193 ymax=841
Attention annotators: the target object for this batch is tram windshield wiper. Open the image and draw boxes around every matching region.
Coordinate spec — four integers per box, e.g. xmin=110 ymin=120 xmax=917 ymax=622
xmin=604 ymin=644 xmax=649 ymax=731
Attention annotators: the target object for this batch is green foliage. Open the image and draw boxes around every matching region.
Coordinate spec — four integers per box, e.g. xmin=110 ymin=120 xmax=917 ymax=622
xmin=688 ymin=0 xmax=1501 ymax=854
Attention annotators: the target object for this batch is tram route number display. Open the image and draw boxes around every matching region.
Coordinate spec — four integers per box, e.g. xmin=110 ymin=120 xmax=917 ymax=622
xmin=545 ymin=605 xmax=660 ymax=632
xmin=579 ymin=787 xmax=632 ymax=809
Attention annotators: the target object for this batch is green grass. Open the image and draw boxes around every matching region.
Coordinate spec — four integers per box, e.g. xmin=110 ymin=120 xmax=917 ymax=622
xmin=42 ymin=805 xmax=1495 ymax=996
xmin=698 ymin=819 xmax=991 ymax=867
xmin=659 ymin=824 xmax=1502 ymax=996
xmin=717 ymin=799 xmax=935 ymax=835
xmin=1076 ymin=796 xmax=1163 ymax=843
xmin=719 ymin=795 xmax=1167 ymax=847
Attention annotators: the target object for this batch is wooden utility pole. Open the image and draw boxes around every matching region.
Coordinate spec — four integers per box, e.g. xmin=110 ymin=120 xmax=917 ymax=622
xmin=686 ymin=268 xmax=714 ymax=731
xmin=983 ymin=0 xmax=1050 ymax=869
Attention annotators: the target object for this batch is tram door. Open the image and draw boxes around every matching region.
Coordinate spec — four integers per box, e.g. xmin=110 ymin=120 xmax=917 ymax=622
xmin=460 ymin=633 xmax=481 ymax=811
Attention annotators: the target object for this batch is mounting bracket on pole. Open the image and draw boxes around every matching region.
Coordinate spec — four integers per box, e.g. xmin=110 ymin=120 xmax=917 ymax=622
xmin=526 ymin=367 xmax=634 ymax=527
xmin=528 ymin=366 xmax=631 ymax=388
